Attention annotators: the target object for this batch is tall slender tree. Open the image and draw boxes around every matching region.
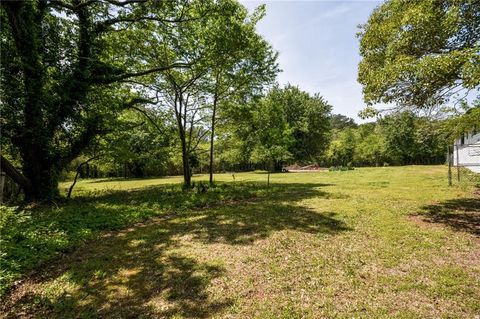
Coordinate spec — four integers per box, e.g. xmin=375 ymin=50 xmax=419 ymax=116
xmin=205 ymin=4 xmax=278 ymax=184
xmin=142 ymin=0 xmax=278 ymax=187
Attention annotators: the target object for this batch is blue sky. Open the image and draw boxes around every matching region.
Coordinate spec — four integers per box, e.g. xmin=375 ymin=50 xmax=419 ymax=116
xmin=240 ymin=0 xmax=383 ymax=123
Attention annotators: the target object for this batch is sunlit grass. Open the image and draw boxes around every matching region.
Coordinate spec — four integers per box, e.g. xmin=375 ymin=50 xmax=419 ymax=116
xmin=2 ymin=166 xmax=479 ymax=318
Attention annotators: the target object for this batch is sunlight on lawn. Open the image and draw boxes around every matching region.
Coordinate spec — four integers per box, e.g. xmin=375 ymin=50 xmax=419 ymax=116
xmin=2 ymin=166 xmax=479 ymax=318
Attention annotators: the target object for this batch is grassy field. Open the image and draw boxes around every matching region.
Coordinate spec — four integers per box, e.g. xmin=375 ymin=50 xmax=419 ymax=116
xmin=1 ymin=166 xmax=479 ymax=318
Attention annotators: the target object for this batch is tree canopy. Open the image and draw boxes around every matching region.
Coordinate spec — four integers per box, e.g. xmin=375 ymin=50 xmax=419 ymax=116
xmin=358 ymin=0 xmax=480 ymax=111
xmin=1 ymin=0 xmax=202 ymax=200
xmin=0 ymin=0 xmax=277 ymax=199
xmin=325 ymin=112 xmax=449 ymax=167
xmin=0 ymin=0 xmax=471 ymax=203
xmin=223 ymin=85 xmax=332 ymax=171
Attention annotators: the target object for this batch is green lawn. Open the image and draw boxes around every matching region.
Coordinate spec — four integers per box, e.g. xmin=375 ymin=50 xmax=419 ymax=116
xmin=1 ymin=166 xmax=479 ymax=318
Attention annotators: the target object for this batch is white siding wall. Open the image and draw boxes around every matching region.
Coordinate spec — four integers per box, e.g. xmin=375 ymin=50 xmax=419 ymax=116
xmin=453 ymin=132 xmax=480 ymax=173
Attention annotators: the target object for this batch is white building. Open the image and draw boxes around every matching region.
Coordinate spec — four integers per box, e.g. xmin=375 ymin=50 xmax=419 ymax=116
xmin=453 ymin=129 xmax=480 ymax=173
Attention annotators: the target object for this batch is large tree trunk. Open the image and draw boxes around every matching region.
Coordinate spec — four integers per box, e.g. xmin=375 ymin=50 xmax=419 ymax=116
xmin=4 ymin=1 xmax=184 ymax=202
xmin=3 ymin=2 xmax=60 ymax=202
xmin=175 ymin=92 xmax=192 ymax=189
xmin=22 ymin=156 xmax=59 ymax=202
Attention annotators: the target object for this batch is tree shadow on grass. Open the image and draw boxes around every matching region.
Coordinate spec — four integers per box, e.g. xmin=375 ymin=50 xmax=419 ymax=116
xmin=6 ymin=219 xmax=231 ymax=318
xmin=418 ymin=198 xmax=480 ymax=236
xmin=2 ymin=182 xmax=349 ymax=318
xmin=188 ymin=203 xmax=347 ymax=245
xmin=72 ymin=182 xmax=335 ymax=205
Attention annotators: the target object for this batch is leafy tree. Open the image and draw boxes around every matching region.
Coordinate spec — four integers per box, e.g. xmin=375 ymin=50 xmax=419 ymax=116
xmin=270 ymin=85 xmax=332 ymax=164
xmin=206 ymin=4 xmax=278 ymax=184
xmin=358 ymin=0 xmax=480 ymax=110
xmin=99 ymin=109 xmax=174 ymax=178
xmin=141 ymin=0 xmax=277 ymax=187
xmin=250 ymin=97 xmax=294 ymax=172
xmin=216 ymin=85 xmax=331 ymax=171
xmin=330 ymin=114 xmax=357 ymax=130
xmin=0 ymin=0 xmax=191 ymax=201
xmin=444 ymin=101 xmax=480 ymax=137
xmin=325 ymin=128 xmax=356 ymax=166
xmin=380 ymin=112 xmax=418 ymax=164
xmin=414 ymin=117 xmax=449 ymax=164
xmin=354 ymin=132 xmax=386 ymax=166
xmin=153 ymin=71 xmax=209 ymax=188
xmin=215 ymin=103 xmax=258 ymax=172
xmin=377 ymin=112 xmax=448 ymax=165
xmin=240 ymin=85 xmax=331 ymax=171
xmin=353 ymin=123 xmax=386 ymax=166
xmin=326 ymin=112 xmax=449 ymax=167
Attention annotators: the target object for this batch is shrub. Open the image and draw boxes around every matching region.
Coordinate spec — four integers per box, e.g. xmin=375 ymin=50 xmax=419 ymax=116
xmin=328 ymin=166 xmax=354 ymax=171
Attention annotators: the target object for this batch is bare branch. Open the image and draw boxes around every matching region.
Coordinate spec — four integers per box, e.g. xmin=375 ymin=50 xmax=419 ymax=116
xmin=93 ymin=63 xmax=191 ymax=84
xmin=190 ymin=129 xmax=210 ymax=152
xmin=95 ymin=14 xmax=202 ymax=33
xmin=104 ymin=0 xmax=147 ymax=6
xmin=67 ymin=154 xmax=98 ymax=198
xmin=128 ymin=105 xmax=165 ymax=134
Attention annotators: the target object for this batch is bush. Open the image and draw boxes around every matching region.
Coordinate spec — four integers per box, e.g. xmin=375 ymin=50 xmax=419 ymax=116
xmin=328 ymin=166 xmax=354 ymax=171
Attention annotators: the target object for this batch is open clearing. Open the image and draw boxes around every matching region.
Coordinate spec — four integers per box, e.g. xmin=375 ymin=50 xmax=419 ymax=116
xmin=1 ymin=166 xmax=479 ymax=318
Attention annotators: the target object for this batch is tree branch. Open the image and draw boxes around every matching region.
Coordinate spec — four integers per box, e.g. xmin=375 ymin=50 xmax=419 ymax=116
xmin=67 ymin=155 xmax=98 ymax=198
xmin=128 ymin=105 xmax=165 ymax=134
xmin=92 ymin=63 xmax=191 ymax=84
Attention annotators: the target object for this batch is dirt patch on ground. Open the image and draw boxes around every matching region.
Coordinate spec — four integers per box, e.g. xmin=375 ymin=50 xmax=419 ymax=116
xmin=407 ymin=215 xmax=447 ymax=231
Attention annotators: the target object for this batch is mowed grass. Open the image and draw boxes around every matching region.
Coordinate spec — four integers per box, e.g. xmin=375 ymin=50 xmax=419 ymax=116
xmin=1 ymin=166 xmax=479 ymax=318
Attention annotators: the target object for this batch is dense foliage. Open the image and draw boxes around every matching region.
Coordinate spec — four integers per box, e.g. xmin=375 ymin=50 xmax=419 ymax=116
xmin=1 ymin=1 xmax=479 ymax=316
xmin=325 ymin=112 xmax=449 ymax=167
xmin=0 ymin=0 xmax=199 ymax=200
xmin=1 ymin=0 xmax=475 ymax=202
xmin=0 ymin=0 xmax=277 ymax=198
xmin=216 ymin=85 xmax=332 ymax=171
xmin=358 ymin=0 xmax=480 ymax=111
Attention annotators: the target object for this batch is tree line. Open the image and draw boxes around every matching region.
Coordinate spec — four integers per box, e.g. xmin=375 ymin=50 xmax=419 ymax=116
xmin=326 ymin=112 xmax=450 ymax=167
xmin=1 ymin=0 xmax=478 ymax=202
xmin=66 ymin=87 xmax=459 ymax=183
xmin=65 ymin=84 xmax=332 ymax=180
